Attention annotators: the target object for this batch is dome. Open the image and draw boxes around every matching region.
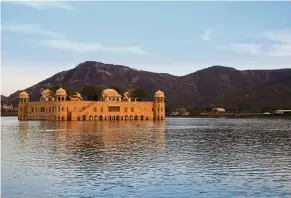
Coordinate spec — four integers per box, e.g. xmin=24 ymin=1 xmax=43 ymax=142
xmin=72 ymin=92 xmax=82 ymax=98
xmin=71 ymin=92 xmax=83 ymax=99
xmin=70 ymin=92 xmax=83 ymax=101
xmin=56 ymin=87 xmax=67 ymax=95
xmin=154 ymin=90 xmax=165 ymax=98
xmin=18 ymin=91 xmax=29 ymax=98
xmin=41 ymin=89 xmax=54 ymax=97
xmin=102 ymin=89 xmax=121 ymax=97
xmin=41 ymin=88 xmax=51 ymax=94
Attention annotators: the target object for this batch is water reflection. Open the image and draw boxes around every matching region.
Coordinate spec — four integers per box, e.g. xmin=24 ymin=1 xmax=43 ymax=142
xmin=16 ymin=120 xmax=165 ymax=169
xmin=17 ymin=121 xmax=165 ymax=149
xmin=56 ymin=121 xmax=165 ymax=151
xmin=2 ymin=118 xmax=291 ymax=197
xmin=19 ymin=121 xmax=29 ymax=142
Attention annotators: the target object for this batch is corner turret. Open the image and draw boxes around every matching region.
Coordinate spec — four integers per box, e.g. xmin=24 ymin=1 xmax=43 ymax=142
xmin=18 ymin=91 xmax=29 ymax=120
xmin=18 ymin=91 xmax=29 ymax=103
xmin=153 ymin=90 xmax=165 ymax=120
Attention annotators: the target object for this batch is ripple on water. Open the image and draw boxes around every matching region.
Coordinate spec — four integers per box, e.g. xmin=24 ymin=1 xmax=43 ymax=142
xmin=1 ymin=117 xmax=291 ymax=197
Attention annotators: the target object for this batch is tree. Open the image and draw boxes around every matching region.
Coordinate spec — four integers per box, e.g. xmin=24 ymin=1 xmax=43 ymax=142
xmin=81 ymin=85 xmax=102 ymax=101
xmin=129 ymin=88 xmax=147 ymax=101
xmin=108 ymin=85 xmax=124 ymax=95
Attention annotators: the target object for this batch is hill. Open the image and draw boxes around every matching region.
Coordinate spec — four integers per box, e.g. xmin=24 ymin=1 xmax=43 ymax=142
xmin=5 ymin=61 xmax=291 ymax=110
xmin=1 ymin=95 xmax=8 ymax=104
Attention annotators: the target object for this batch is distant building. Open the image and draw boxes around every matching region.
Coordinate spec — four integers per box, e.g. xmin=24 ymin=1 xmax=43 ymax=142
xmin=1 ymin=103 xmax=14 ymax=111
xmin=170 ymin=107 xmax=190 ymax=116
xmin=211 ymin=108 xmax=226 ymax=113
xmin=275 ymin=110 xmax=291 ymax=114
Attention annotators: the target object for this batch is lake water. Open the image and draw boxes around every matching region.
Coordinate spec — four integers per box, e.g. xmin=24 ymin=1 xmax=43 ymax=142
xmin=1 ymin=117 xmax=291 ymax=198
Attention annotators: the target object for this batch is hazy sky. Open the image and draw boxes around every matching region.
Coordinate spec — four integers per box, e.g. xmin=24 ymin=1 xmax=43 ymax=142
xmin=1 ymin=1 xmax=291 ymax=96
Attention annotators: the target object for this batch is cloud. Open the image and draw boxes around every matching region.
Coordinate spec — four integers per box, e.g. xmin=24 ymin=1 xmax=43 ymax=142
xmin=201 ymin=29 xmax=212 ymax=41
xmin=1 ymin=24 xmax=147 ymax=55
xmin=220 ymin=44 xmax=262 ymax=55
xmin=3 ymin=0 xmax=75 ymax=10
xmin=220 ymin=29 xmax=291 ymax=57
xmin=2 ymin=23 xmax=62 ymax=38
xmin=263 ymin=30 xmax=291 ymax=44
xmin=267 ymin=44 xmax=291 ymax=57
xmin=263 ymin=29 xmax=291 ymax=57
xmin=42 ymin=39 xmax=148 ymax=55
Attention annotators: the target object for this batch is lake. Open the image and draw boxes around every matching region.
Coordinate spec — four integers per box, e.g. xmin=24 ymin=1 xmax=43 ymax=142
xmin=1 ymin=117 xmax=291 ymax=197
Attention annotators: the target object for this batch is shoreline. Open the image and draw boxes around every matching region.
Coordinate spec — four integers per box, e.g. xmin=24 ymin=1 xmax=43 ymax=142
xmin=2 ymin=114 xmax=291 ymax=119
xmin=167 ymin=114 xmax=291 ymax=119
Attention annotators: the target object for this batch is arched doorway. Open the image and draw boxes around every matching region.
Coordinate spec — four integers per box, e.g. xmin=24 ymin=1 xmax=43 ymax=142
xmin=141 ymin=115 xmax=144 ymax=120
xmin=94 ymin=115 xmax=98 ymax=120
xmin=62 ymin=116 xmax=64 ymax=121
xmin=125 ymin=115 xmax=128 ymax=120
xmin=134 ymin=115 xmax=138 ymax=120
xmin=99 ymin=115 xmax=102 ymax=121
xmin=89 ymin=115 xmax=93 ymax=121
xmin=116 ymin=115 xmax=120 ymax=120
xmin=130 ymin=115 xmax=133 ymax=120
xmin=121 ymin=116 xmax=124 ymax=121
xmin=83 ymin=115 xmax=86 ymax=121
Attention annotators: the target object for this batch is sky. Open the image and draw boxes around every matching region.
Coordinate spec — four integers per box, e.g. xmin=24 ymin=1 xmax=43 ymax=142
xmin=1 ymin=1 xmax=291 ymax=96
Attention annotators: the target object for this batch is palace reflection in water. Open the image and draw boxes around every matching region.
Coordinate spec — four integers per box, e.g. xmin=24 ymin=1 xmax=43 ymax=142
xmin=2 ymin=117 xmax=291 ymax=198
xmin=18 ymin=120 xmax=165 ymax=152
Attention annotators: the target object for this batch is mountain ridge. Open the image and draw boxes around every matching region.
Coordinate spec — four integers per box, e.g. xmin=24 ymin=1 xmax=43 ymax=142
xmin=4 ymin=61 xmax=291 ymax=110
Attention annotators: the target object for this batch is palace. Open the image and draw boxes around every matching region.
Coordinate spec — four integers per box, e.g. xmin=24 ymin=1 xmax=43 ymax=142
xmin=18 ymin=88 xmax=165 ymax=121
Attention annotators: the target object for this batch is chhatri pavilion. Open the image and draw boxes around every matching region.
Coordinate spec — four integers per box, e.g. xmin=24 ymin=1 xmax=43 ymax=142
xmin=18 ymin=88 xmax=165 ymax=121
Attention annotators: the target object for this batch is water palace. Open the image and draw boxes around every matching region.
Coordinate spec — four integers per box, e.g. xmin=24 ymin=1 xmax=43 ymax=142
xmin=18 ymin=88 xmax=165 ymax=121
